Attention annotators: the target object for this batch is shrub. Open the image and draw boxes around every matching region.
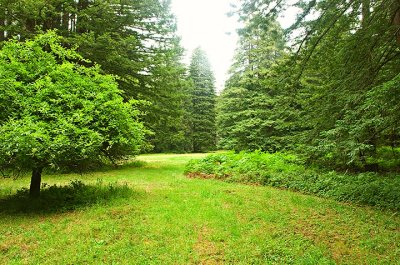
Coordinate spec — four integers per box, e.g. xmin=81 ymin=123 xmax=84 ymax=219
xmin=185 ymin=152 xmax=400 ymax=211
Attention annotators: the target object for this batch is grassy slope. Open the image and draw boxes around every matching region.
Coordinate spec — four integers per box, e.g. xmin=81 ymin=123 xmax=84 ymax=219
xmin=0 ymin=153 xmax=399 ymax=264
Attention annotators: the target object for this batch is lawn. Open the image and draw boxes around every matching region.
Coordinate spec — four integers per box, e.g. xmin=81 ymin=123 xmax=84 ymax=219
xmin=0 ymin=153 xmax=399 ymax=264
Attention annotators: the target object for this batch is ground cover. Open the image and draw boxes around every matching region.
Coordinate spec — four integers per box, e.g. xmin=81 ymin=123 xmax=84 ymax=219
xmin=0 ymin=153 xmax=399 ymax=264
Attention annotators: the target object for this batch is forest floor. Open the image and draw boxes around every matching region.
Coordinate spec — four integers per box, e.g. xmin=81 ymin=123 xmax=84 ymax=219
xmin=0 ymin=153 xmax=399 ymax=264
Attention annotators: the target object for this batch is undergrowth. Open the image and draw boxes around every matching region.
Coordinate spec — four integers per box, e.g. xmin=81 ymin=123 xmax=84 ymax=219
xmin=0 ymin=180 xmax=136 ymax=214
xmin=185 ymin=151 xmax=400 ymax=211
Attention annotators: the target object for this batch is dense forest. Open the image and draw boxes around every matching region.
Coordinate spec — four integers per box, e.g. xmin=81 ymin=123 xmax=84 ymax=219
xmin=0 ymin=1 xmax=399 ymax=263
xmin=0 ymin=0 xmax=399 ymax=193
xmin=0 ymin=0 xmax=217 ymax=156
xmin=219 ymin=0 xmax=400 ymax=171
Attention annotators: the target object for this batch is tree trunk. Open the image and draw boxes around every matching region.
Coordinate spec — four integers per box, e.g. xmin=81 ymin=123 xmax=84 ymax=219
xmin=29 ymin=167 xmax=43 ymax=198
xmin=361 ymin=0 xmax=370 ymax=28
xmin=393 ymin=7 xmax=400 ymax=44
xmin=61 ymin=4 xmax=70 ymax=31
xmin=76 ymin=0 xmax=90 ymax=33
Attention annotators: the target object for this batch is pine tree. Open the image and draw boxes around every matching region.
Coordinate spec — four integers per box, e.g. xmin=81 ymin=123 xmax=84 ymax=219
xmin=223 ymin=0 xmax=400 ymax=170
xmin=217 ymin=9 xmax=301 ymax=152
xmin=188 ymin=48 xmax=217 ymax=152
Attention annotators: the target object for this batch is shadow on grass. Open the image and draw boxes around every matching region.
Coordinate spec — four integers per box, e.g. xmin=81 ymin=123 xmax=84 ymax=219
xmin=0 ymin=180 xmax=141 ymax=215
xmin=101 ymin=160 xmax=148 ymax=172
xmin=47 ymin=159 xmax=147 ymax=175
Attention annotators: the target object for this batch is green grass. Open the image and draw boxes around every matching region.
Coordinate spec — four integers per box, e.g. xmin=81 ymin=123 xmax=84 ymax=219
xmin=185 ymin=152 xmax=400 ymax=211
xmin=0 ymin=153 xmax=399 ymax=264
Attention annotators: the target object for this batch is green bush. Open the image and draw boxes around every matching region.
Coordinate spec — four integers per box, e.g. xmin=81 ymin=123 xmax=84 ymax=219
xmin=185 ymin=152 xmax=400 ymax=211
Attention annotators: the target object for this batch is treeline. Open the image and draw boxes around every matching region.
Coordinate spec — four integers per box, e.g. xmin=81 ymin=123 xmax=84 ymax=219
xmin=1 ymin=0 xmax=399 ymax=172
xmin=0 ymin=0 xmax=217 ymax=153
xmin=218 ymin=0 xmax=400 ymax=171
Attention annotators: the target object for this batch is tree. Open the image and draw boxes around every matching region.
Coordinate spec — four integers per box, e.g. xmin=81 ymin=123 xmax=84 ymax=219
xmin=0 ymin=0 xmax=190 ymax=153
xmin=138 ymin=39 xmax=193 ymax=153
xmin=188 ymin=48 xmax=217 ymax=152
xmin=0 ymin=32 xmax=145 ymax=197
xmin=285 ymin=0 xmax=400 ymax=169
xmin=222 ymin=0 xmax=400 ymax=170
xmin=218 ymin=8 xmax=302 ymax=152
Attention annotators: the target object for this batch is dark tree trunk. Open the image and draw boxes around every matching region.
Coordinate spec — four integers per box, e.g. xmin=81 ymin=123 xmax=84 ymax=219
xmin=76 ymin=0 xmax=90 ymax=33
xmin=29 ymin=167 xmax=43 ymax=198
xmin=393 ymin=8 xmax=400 ymax=44
xmin=361 ymin=0 xmax=370 ymax=27
xmin=61 ymin=4 xmax=70 ymax=31
xmin=26 ymin=18 xmax=36 ymax=32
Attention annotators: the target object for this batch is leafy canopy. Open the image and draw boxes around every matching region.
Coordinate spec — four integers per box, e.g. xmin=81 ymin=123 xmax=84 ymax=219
xmin=0 ymin=0 xmax=190 ymax=153
xmin=0 ymin=31 xmax=145 ymax=175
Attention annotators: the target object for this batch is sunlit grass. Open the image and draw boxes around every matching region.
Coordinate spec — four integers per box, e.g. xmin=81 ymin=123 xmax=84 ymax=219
xmin=0 ymin=153 xmax=399 ymax=264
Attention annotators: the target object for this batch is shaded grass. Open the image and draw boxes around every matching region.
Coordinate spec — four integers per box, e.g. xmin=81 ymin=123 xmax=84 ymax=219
xmin=0 ymin=153 xmax=399 ymax=264
xmin=0 ymin=180 xmax=139 ymax=215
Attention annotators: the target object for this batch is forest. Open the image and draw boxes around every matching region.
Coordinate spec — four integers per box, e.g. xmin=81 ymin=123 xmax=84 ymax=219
xmin=0 ymin=0 xmax=399 ymax=264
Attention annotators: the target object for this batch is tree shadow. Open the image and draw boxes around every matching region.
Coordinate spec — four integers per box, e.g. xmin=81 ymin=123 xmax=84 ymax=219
xmin=0 ymin=180 xmax=142 ymax=215
xmin=46 ymin=159 xmax=147 ymax=175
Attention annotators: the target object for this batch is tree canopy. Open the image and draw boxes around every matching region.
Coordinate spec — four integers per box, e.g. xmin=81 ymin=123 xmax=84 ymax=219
xmin=0 ymin=32 xmax=144 ymax=196
xmin=0 ymin=0 xmax=190 ymax=153
xmin=1 ymin=0 xmax=398 ymax=174
xmin=219 ymin=0 xmax=400 ymax=170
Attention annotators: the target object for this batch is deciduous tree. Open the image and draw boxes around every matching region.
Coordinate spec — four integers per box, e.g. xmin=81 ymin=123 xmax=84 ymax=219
xmin=0 ymin=32 xmax=145 ymax=197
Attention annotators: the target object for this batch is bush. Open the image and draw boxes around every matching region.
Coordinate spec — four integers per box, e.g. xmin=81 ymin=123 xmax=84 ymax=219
xmin=185 ymin=152 xmax=400 ymax=211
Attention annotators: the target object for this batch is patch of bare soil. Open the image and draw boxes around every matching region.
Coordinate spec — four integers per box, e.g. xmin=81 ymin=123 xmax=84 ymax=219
xmin=192 ymin=226 xmax=225 ymax=265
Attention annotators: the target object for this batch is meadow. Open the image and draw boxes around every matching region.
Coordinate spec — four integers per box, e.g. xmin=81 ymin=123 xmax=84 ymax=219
xmin=0 ymin=153 xmax=399 ymax=264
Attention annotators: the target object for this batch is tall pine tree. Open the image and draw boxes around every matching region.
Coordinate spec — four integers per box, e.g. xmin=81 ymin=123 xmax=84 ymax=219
xmin=188 ymin=48 xmax=217 ymax=152
xmin=218 ymin=7 xmax=302 ymax=152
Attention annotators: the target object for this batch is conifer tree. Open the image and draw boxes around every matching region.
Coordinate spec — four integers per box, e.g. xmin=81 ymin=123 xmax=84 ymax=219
xmin=222 ymin=0 xmax=400 ymax=170
xmin=217 ymin=13 xmax=301 ymax=152
xmin=188 ymin=48 xmax=217 ymax=152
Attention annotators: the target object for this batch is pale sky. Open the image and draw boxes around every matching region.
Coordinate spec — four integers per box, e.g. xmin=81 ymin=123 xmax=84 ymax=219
xmin=170 ymin=0 xmax=298 ymax=92
xmin=171 ymin=0 xmax=239 ymax=92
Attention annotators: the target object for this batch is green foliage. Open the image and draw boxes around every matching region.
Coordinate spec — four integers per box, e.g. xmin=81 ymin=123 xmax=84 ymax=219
xmin=0 ymin=31 xmax=144 ymax=175
xmin=0 ymin=0 xmax=190 ymax=153
xmin=220 ymin=0 xmax=400 ymax=171
xmin=185 ymin=152 xmax=400 ymax=210
xmin=291 ymin=0 xmax=400 ymax=170
xmin=310 ymin=73 xmax=400 ymax=169
xmin=187 ymin=48 xmax=217 ymax=152
xmin=217 ymin=10 xmax=303 ymax=153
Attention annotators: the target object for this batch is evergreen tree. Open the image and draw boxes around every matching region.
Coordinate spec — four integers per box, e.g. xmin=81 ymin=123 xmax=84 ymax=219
xmin=188 ymin=48 xmax=217 ymax=152
xmin=223 ymin=0 xmax=400 ymax=170
xmin=286 ymin=0 xmax=400 ymax=169
xmin=218 ymin=9 xmax=302 ymax=152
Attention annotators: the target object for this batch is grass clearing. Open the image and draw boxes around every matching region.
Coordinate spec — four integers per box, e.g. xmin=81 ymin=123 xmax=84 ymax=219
xmin=0 ymin=153 xmax=399 ymax=264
